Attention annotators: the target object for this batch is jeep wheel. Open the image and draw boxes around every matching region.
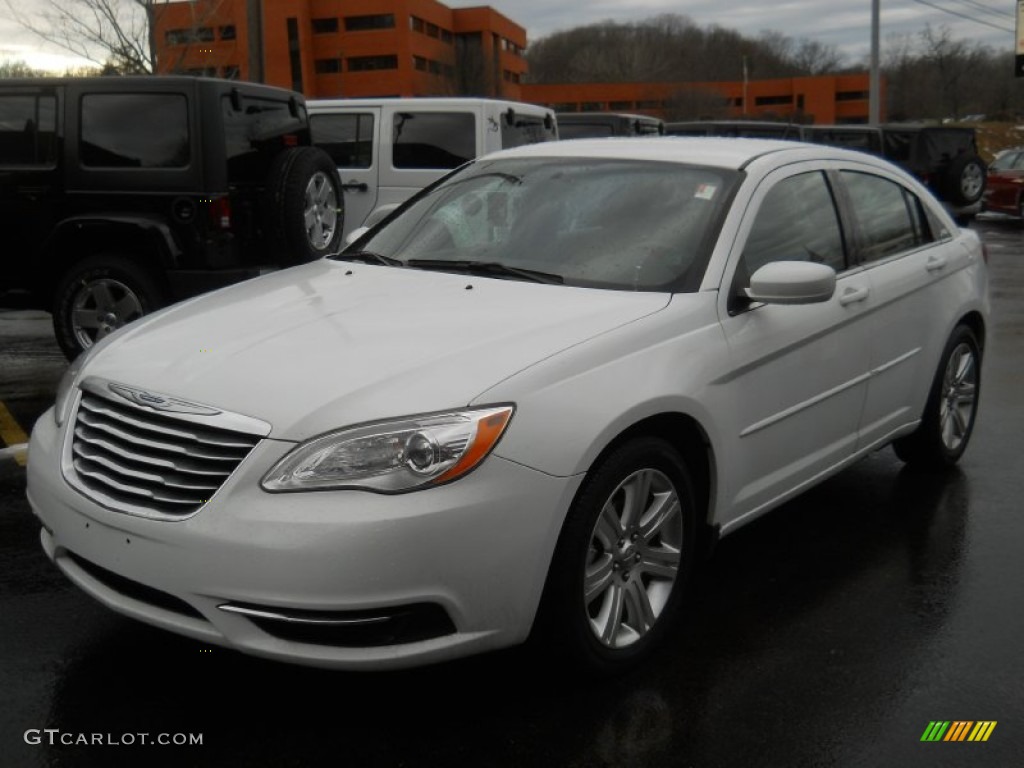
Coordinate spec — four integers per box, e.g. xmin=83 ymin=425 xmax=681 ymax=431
xmin=265 ymin=147 xmax=344 ymax=264
xmin=53 ymin=256 xmax=163 ymax=360
xmin=943 ymin=154 xmax=986 ymax=207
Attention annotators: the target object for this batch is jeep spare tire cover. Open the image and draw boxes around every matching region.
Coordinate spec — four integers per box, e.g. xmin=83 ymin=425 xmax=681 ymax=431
xmin=942 ymin=153 xmax=986 ymax=207
xmin=264 ymin=147 xmax=344 ymax=264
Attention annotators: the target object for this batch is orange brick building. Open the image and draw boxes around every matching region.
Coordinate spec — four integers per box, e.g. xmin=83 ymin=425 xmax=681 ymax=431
xmin=521 ymin=74 xmax=882 ymax=125
xmin=154 ymin=1 xmax=877 ymax=123
xmin=154 ymin=0 xmax=528 ymax=99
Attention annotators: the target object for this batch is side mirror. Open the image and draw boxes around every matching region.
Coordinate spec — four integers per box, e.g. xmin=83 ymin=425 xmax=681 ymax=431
xmin=345 ymin=226 xmax=370 ymax=246
xmin=746 ymin=261 xmax=836 ymax=305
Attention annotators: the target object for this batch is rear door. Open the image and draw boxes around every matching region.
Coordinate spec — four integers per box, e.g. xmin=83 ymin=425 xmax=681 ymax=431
xmin=309 ymin=108 xmax=380 ymax=237
xmin=0 ymin=84 xmax=61 ymax=292
xmin=835 ymin=167 xmax=970 ymax=447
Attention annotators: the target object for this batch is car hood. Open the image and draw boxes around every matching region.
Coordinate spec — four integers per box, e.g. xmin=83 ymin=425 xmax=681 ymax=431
xmin=83 ymin=260 xmax=670 ymax=439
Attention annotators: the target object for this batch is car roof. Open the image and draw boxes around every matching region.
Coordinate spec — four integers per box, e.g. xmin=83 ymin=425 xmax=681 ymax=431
xmin=486 ymin=136 xmax=886 ymax=171
xmin=308 ymin=97 xmax=549 ymax=113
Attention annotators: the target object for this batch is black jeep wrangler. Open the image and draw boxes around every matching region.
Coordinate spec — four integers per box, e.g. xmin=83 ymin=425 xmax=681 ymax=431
xmin=0 ymin=76 xmax=343 ymax=358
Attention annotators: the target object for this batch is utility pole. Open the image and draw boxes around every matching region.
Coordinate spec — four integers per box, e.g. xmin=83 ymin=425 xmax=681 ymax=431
xmin=869 ymin=0 xmax=880 ymax=124
xmin=246 ymin=0 xmax=264 ymax=83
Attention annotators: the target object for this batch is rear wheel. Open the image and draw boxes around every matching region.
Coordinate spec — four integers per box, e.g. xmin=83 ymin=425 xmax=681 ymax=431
xmin=893 ymin=324 xmax=981 ymax=468
xmin=52 ymin=255 xmax=163 ymax=360
xmin=536 ymin=437 xmax=696 ymax=674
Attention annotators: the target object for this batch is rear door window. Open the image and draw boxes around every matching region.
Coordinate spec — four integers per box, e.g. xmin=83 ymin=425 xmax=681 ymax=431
xmin=392 ymin=112 xmax=474 ymax=169
xmin=0 ymin=93 xmax=57 ymax=166
xmin=840 ymin=171 xmax=933 ymax=262
xmin=311 ymin=113 xmax=374 ymax=168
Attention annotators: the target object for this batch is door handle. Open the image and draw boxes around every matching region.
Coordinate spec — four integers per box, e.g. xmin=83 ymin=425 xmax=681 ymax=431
xmin=342 ymin=181 xmax=368 ymax=192
xmin=838 ymin=285 xmax=870 ymax=306
xmin=925 ymin=255 xmax=948 ymax=272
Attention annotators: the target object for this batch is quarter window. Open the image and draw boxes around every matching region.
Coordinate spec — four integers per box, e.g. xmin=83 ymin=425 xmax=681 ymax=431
xmin=840 ymin=171 xmax=932 ymax=263
xmin=740 ymin=171 xmax=846 ymax=280
xmin=81 ymin=94 xmax=189 ymax=169
xmin=0 ymin=93 xmax=57 ymax=166
xmin=392 ymin=112 xmax=474 ymax=169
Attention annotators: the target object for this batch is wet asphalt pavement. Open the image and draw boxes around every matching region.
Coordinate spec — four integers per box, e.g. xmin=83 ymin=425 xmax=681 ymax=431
xmin=1 ymin=219 xmax=1022 ymax=768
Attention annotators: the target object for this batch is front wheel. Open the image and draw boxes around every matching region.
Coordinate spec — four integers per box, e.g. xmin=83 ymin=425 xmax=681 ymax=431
xmin=536 ymin=437 xmax=696 ymax=674
xmin=52 ymin=255 xmax=163 ymax=360
xmin=893 ymin=324 xmax=981 ymax=468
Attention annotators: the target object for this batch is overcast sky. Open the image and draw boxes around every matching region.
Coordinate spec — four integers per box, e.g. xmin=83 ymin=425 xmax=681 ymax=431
xmin=0 ymin=0 xmax=1017 ymax=71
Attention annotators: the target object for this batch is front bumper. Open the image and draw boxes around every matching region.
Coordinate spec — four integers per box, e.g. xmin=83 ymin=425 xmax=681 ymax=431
xmin=27 ymin=410 xmax=583 ymax=669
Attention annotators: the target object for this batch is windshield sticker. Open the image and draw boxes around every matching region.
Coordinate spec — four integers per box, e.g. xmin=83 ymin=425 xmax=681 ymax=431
xmin=695 ymin=184 xmax=717 ymax=201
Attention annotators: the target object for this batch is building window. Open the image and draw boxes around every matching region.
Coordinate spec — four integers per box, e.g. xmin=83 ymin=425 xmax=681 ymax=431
xmin=392 ymin=111 xmax=474 ymax=169
xmin=836 ymin=90 xmax=870 ymax=102
xmin=345 ymin=14 xmax=395 ymax=32
xmin=312 ymin=18 xmax=339 ymax=34
xmin=348 ymin=55 xmax=398 ymax=72
xmin=609 ymin=101 xmax=632 ymax=110
xmin=286 ymin=17 xmax=303 ymax=93
xmin=410 ymin=16 xmax=425 ymax=33
xmin=425 ymin=22 xmax=439 ymax=38
xmin=219 ymin=25 xmax=236 ymax=41
xmin=440 ymin=29 xmax=453 ymax=44
xmin=635 ymin=100 xmax=664 ymax=109
xmin=315 ymin=59 xmax=341 ymax=74
xmin=221 ymin=65 xmax=240 ymax=79
xmin=754 ymin=95 xmax=792 ymax=107
xmin=81 ymin=94 xmax=189 ymax=168
xmin=164 ymin=27 xmax=215 ymax=45
xmin=413 ymin=56 xmax=427 ymax=71
xmin=551 ymin=103 xmax=577 ymax=112
xmin=428 ymin=60 xmax=441 ymax=75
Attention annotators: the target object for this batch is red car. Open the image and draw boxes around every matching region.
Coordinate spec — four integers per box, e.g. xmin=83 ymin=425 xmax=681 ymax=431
xmin=982 ymin=148 xmax=1024 ymax=216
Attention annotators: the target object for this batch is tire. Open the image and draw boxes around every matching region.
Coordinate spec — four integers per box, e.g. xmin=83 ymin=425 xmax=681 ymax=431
xmin=893 ymin=325 xmax=981 ymax=469
xmin=52 ymin=255 xmax=163 ymax=361
xmin=535 ymin=437 xmax=696 ymax=674
xmin=264 ymin=147 xmax=344 ymax=264
xmin=942 ymin=154 xmax=986 ymax=207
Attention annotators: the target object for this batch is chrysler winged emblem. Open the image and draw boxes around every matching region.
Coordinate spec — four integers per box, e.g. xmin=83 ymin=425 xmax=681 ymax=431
xmin=108 ymin=383 xmax=222 ymax=416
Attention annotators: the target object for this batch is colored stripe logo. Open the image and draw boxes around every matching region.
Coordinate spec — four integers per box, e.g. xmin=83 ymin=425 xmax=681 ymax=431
xmin=921 ymin=721 xmax=997 ymax=742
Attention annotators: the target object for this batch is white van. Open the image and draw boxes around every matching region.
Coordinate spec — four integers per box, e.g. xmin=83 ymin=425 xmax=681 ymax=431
xmin=308 ymin=98 xmax=557 ymax=237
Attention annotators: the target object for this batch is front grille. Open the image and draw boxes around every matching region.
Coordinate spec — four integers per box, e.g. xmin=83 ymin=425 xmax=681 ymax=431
xmin=70 ymin=389 xmax=261 ymax=517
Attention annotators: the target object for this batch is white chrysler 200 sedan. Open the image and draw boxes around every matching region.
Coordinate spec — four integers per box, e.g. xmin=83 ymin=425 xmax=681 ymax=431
xmin=27 ymin=139 xmax=989 ymax=672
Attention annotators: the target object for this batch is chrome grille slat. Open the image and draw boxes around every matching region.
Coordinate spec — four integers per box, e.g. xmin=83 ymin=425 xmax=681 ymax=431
xmin=76 ymin=415 xmax=247 ymax=462
xmin=70 ymin=433 xmax=233 ymax=477
xmin=78 ymin=397 xmax=258 ymax=449
xmin=69 ymin=390 xmax=262 ymax=518
xmin=75 ymin=445 xmax=223 ymax=492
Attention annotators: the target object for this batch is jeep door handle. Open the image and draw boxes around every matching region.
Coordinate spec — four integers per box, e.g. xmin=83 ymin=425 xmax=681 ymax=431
xmin=925 ymin=254 xmax=948 ymax=272
xmin=838 ymin=285 xmax=870 ymax=306
xmin=342 ymin=181 xmax=368 ymax=192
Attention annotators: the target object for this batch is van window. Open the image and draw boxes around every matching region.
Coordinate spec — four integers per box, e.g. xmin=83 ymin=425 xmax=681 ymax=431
xmin=311 ymin=113 xmax=374 ymax=168
xmin=392 ymin=112 xmax=474 ymax=169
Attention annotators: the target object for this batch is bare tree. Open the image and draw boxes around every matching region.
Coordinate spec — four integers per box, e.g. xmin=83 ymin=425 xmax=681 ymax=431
xmin=0 ymin=60 xmax=43 ymax=78
xmin=4 ymin=0 xmax=223 ymax=75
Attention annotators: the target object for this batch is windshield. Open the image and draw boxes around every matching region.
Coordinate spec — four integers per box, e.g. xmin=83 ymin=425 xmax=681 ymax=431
xmin=337 ymin=157 xmax=738 ymax=292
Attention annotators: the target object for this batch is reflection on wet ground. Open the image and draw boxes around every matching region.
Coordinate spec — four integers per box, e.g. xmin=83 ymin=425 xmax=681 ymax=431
xmin=1 ymin=218 xmax=1022 ymax=766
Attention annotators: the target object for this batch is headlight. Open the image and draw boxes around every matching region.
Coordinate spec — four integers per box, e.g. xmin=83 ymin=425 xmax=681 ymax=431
xmin=261 ymin=405 xmax=514 ymax=493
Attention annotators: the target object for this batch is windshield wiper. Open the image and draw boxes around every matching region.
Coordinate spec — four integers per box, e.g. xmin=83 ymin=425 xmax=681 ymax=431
xmin=332 ymin=251 xmax=405 ymax=267
xmin=405 ymin=259 xmax=564 ymax=284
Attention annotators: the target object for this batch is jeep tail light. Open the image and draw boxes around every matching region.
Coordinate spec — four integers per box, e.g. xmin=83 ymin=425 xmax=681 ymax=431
xmin=208 ymin=196 xmax=232 ymax=230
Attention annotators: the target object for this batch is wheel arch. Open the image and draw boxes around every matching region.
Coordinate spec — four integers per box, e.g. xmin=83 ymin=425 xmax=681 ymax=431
xmin=573 ymin=411 xmax=719 ymax=560
xmin=42 ymin=217 xmax=177 ymax=298
xmin=958 ymin=309 xmax=986 ymax=353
